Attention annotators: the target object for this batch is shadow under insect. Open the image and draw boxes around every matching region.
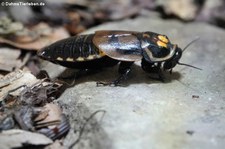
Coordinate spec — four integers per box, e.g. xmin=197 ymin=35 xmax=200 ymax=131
xmin=57 ymin=62 xmax=182 ymax=87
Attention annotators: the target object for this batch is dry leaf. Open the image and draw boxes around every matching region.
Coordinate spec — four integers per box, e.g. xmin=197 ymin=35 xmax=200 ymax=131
xmin=0 ymin=69 xmax=24 ymax=88
xmin=17 ymin=78 xmax=63 ymax=105
xmin=0 ymin=48 xmax=21 ymax=72
xmin=34 ymin=108 xmax=49 ymax=122
xmin=38 ymin=114 xmax=70 ymax=140
xmin=35 ymin=103 xmax=62 ymax=128
xmin=0 ymin=70 xmax=39 ymax=100
xmin=14 ymin=106 xmax=35 ymax=131
xmin=34 ymin=103 xmax=70 ymax=140
xmin=0 ymin=48 xmax=30 ymax=72
xmin=0 ymin=23 xmax=69 ymax=50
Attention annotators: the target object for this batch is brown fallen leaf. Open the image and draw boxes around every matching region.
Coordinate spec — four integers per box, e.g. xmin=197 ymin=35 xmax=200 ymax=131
xmin=35 ymin=103 xmax=62 ymax=128
xmin=0 ymin=23 xmax=69 ymax=50
xmin=32 ymin=103 xmax=70 ymax=140
xmin=34 ymin=108 xmax=49 ymax=122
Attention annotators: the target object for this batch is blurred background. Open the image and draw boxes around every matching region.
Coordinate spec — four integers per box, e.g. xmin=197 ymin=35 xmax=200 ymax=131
xmin=1 ymin=0 xmax=225 ymax=74
xmin=1 ymin=0 xmax=225 ymax=149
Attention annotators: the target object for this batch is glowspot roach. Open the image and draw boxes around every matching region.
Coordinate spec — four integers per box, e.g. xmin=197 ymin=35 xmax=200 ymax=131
xmin=38 ymin=30 xmax=200 ymax=86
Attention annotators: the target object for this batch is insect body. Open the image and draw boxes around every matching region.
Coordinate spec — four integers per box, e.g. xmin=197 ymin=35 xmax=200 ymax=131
xmin=38 ymin=30 xmax=198 ymax=86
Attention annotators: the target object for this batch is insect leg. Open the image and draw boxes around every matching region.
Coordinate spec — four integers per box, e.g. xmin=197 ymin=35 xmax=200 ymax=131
xmin=96 ymin=61 xmax=134 ymax=86
xmin=141 ymin=58 xmax=165 ymax=82
xmin=115 ymin=61 xmax=134 ymax=85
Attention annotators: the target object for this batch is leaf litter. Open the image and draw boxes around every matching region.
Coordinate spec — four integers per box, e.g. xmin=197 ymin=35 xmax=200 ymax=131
xmin=2 ymin=0 xmax=225 ymax=148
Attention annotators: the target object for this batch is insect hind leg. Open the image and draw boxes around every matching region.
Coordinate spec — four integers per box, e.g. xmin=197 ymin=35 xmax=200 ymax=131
xmin=96 ymin=61 xmax=134 ymax=86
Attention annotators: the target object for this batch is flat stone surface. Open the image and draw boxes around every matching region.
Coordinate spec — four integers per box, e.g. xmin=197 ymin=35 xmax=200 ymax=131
xmin=43 ymin=16 xmax=225 ymax=149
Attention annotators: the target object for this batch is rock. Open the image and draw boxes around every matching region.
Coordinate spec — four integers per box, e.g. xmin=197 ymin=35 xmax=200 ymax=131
xmin=0 ymin=129 xmax=53 ymax=149
xmin=43 ymin=16 xmax=225 ymax=149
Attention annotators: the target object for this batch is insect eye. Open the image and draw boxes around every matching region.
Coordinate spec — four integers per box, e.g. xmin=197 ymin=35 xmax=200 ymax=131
xmin=37 ymin=50 xmax=46 ymax=57
xmin=175 ymin=48 xmax=182 ymax=58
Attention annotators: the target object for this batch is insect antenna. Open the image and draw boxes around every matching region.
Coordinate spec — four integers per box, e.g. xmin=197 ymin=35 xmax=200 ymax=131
xmin=182 ymin=37 xmax=200 ymax=52
xmin=177 ymin=62 xmax=202 ymax=70
xmin=178 ymin=37 xmax=202 ymax=70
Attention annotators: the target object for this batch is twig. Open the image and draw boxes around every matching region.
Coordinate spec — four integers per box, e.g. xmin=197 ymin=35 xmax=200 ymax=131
xmin=68 ymin=110 xmax=106 ymax=149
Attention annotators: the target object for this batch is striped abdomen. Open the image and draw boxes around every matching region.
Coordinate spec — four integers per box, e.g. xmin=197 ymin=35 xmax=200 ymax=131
xmin=38 ymin=34 xmax=105 ymax=62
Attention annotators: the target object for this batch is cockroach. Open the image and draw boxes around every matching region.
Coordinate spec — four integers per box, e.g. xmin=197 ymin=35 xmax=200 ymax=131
xmin=38 ymin=30 xmax=201 ymax=86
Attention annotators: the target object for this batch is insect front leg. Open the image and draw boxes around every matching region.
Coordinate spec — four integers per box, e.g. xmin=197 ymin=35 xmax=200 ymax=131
xmin=97 ymin=61 xmax=134 ymax=86
xmin=141 ymin=58 xmax=165 ymax=82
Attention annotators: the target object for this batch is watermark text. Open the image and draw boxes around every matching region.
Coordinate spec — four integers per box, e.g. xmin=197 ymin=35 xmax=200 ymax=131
xmin=1 ymin=1 xmax=45 ymax=7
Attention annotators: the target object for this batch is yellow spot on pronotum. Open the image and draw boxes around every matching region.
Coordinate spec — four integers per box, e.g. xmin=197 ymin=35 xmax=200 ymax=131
xmin=157 ymin=41 xmax=167 ymax=48
xmin=158 ymin=35 xmax=169 ymax=43
xmin=76 ymin=57 xmax=85 ymax=61
xmin=56 ymin=57 xmax=63 ymax=61
xmin=66 ymin=57 xmax=74 ymax=62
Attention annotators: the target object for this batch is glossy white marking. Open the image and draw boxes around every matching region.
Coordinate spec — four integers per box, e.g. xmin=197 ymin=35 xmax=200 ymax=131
xmin=66 ymin=57 xmax=74 ymax=62
xmin=56 ymin=57 xmax=63 ymax=61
